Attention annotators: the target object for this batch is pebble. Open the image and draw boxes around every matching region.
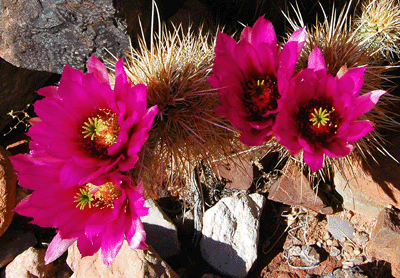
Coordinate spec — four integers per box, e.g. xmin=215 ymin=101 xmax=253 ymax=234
xmin=353 ymin=248 xmax=361 ymax=256
xmin=329 ymin=246 xmax=341 ymax=257
xmin=352 ymin=255 xmax=365 ymax=265
xmin=342 ymin=261 xmax=355 ymax=268
xmin=326 ymin=239 xmax=333 ymax=246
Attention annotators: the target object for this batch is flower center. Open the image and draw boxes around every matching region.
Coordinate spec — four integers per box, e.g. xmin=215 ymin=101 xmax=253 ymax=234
xmin=243 ymin=75 xmax=280 ymax=122
xmin=296 ymin=98 xmax=340 ymax=144
xmin=81 ymin=109 xmax=120 ymax=158
xmin=74 ymin=182 xmax=122 ymax=210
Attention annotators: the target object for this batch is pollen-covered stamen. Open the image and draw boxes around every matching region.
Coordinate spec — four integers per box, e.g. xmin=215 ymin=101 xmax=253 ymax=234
xmin=310 ymin=107 xmax=330 ymax=128
xmin=74 ymin=188 xmax=94 ymax=210
xmin=296 ymin=98 xmax=340 ymax=145
xmin=81 ymin=109 xmax=120 ymax=158
xmin=243 ymin=75 xmax=280 ymax=122
xmin=75 ymin=182 xmax=122 ymax=210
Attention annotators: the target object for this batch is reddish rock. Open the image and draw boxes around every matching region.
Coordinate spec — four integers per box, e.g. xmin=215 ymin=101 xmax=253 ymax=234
xmin=67 ymin=241 xmax=179 ymax=278
xmin=267 ymin=160 xmax=329 ymax=213
xmin=217 ymin=155 xmax=253 ymax=190
xmin=367 ymin=207 xmax=400 ymax=277
xmin=5 ymin=247 xmax=53 ymax=278
xmin=334 ymin=162 xmax=400 ymax=218
xmin=0 ymin=145 xmax=16 ymax=237
xmin=260 ymin=252 xmax=340 ymax=278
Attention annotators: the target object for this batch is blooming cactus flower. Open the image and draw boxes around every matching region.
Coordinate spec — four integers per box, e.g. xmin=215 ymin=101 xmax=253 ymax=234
xmin=208 ymin=16 xmax=307 ymax=146
xmin=28 ymin=56 xmax=158 ymax=186
xmin=11 ymin=154 xmax=148 ymax=266
xmin=273 ymin=47 xmax=386 ymax=172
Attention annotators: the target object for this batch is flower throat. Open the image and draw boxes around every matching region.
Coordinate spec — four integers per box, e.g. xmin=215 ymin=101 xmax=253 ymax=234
xmin=243 ymin=75 xmax=280 ymax=122
xmin=74 ymin=182 xmax=122 ymax=210
xmin=82 ymin=108 xmax=120 ymax=158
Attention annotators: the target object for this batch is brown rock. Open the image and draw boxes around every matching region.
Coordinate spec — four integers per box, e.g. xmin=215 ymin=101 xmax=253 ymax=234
xmin=0 ymin=0 xmax=129 ymax=74
xmin=267 ymin=160 xmax=328 ymax=213
xmin=217 ymin=155 xmax=253 ymax=190
xmin=67 ymin=241 xmax=179 ymax=278
xmin=367 ymin=207 xmax=400 ymax=277
xmin=5 ymin=247 xmax=53 ymax=278
xmin=0 ymin=145 xmax=16 ymax=237
xmin=333 ymin=162 xmax=400 ymax=218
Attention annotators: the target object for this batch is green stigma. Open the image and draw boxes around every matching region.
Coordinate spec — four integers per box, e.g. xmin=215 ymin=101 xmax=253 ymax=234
xmin=74 ymin=188 xmax=94 ymax=210
xmin=82 ymin=117 xmax=103 ymax=140
xmin=310 ymin=107 xmax=330 ymax=128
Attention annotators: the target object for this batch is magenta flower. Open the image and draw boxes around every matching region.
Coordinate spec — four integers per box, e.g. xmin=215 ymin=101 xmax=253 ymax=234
xmin=208 ymin=16 xmax=306 ymax=146
xmin=28 ymin=56 xmax=158 ymax=187
xmin=273 ymin=47 xmax=386 ymax=172
xmin=12 ymin=154 xmax=148 ymax=266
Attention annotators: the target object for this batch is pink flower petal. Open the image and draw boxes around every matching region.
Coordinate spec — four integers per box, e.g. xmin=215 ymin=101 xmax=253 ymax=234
xmin=234 ymin=40 xmax=263 ymax=79
xmin=346 ymin=120 xmax=374 ymax=143
xmin=77 ymin=234 xmax=101 ymax=257
xmin=276 ymin=27 xmax=307 ymax=81
xmin=350 ymin=90 xmax=386 ymax=121
xmin=337 ymin=66 xmax=366 ymax=98
xmin=240 ymin=17 xmax=277 ymax=48
xmin=45 ymin=233 xmax=76 ymax=264
xmin=303 ymin=149 xmax=324 ymax=172
xmin=100 ymin=217 xmax=126 ymax=266
xmin=126 ymin=218 xmax=147 ymax=250
xmin=87 ymin=56 xmax=109 ymax=83
xmin=307 ymin=47 xmax=326 ymax=73
xmin=324 ymin=141 xmax=354 ymax=157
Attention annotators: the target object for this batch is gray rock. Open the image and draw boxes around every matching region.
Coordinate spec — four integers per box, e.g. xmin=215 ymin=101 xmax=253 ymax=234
xmin=0 ymin=0 xmax=129 ymax=74
xmin=141 ymin=199 xmax=180 ymax=258
xmin=327 ymin=215 xmax=355 ymax=241
xmin=0 ymin=229 xmax=37 ymax=268
xmin=200 ymin=193 xmax=265 ymax=278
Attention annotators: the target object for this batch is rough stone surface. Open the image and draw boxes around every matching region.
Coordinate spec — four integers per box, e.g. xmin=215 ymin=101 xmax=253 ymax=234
xmin=217 ymin=156 xmax=253 ymax=190
xmin=0 ymin=58 xmax=54 ymax=139
xmin=334 ymin=163 xmax=392 ymax=218
xmin=141 ymin=199 xmax=180 ymax=258
xmin=367 ymin=207 xmax=400 ymax=277
xmin=200 ymin=193 xmax=265 ymax=278
xmin=0 ymin=229 xmax=37 ymax=268
xmin=0 ymin=0 xmax=129 ymax=74
xmin=67 ymin=241 xmax=179 ymax=278
xmin=5 ymin=247 xmax=53 ymax=278
xmin=268 ymin=160 xmax=329 ymax=214
xmin=315 ymin=267 xmax=369 ymax=278
xmin=0 ymin=146 xmax=16 ymax=237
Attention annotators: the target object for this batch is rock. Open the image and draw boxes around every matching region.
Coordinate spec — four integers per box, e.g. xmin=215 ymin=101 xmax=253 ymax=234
xmin=216 ymin=155 xmax=254 ymax=190
xmin=67 ymin=241 xmax=179 ymax=278
xmin=0 ymin=0 xmax=129 ymax=74
xmin=327 ymin=215 xmax=355 ymax=241
xmin=0 ymin=58 xmax=55 ymax=135
xmin=0 ymin=146 xmax=16 ymax=237
xmin=367 ymin=207 xmax=400 ymax=277
xmin=334 ymin=161 xmax=400 ymax=218
xmin=268 ymin=160 xmax=329 ymax=214
xmin=329 ymin=246 xmax=341 ymax=257
xmin=5 ymin=247 xmax=52 ymax=278
xmin=318 ymin=267 xmax=368 ymax=278
xmin=200 ymin=193 xmax=265 ymax=278
xmin=0 ymin=229 xmax=37 ymax=268
xmin=141 ymin=199 xmax=180 ymax=258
